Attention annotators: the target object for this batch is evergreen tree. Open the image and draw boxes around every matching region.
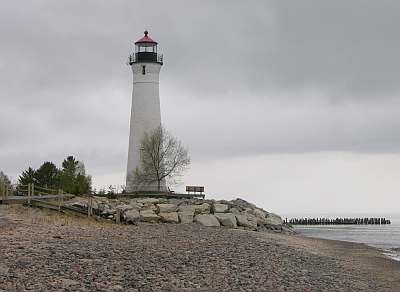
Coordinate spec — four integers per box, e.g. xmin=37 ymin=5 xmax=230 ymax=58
xmin=60 ymin=156 xmax=92 ymax=194
xmin=34 ymin=162 xmax=60 ymax=189
xmin=18 ymin=167 xmax=37 ymax=185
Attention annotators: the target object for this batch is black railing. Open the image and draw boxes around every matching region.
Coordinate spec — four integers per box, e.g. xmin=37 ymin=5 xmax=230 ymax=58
xmin=128 ymin=52 xmax=163 ymax=65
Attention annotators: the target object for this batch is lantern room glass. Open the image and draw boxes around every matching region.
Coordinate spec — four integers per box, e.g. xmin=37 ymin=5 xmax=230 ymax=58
xmin=136 ymin=44 xmax=157 ymax=53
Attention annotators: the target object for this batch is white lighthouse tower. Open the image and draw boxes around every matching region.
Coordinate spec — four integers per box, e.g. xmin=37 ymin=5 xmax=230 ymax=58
xmin=126 ymin=30 xmax=164 ymax=191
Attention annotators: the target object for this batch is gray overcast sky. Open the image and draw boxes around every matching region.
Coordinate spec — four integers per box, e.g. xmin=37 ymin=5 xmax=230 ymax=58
xmin=1 ymin=1 xmax=400 ymax=215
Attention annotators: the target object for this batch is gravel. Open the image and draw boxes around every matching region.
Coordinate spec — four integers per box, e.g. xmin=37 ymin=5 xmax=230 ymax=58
xmin=0 ymin=205 xmax=399 ymax=291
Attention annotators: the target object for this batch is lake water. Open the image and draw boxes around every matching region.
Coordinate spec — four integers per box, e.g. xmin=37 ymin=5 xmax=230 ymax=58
xmin=293 ymin=217 xmax=400 ymax=261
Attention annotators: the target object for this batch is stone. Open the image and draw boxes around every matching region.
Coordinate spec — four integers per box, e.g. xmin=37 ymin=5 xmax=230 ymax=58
xmin=178 ymin=211 xmax=194 ymax=224
xmin=159 ymin=212 xmax=179 ymax=223
xmin=253 ymin=208 xmax=267 ymax=219
xmin=157 ymin=203 xmax=178 ymax=213
xmin=140 ymin=210 xmax=160 ymax=223
xmin=16 ymin=257 xmax=31 ymax=268
xmin=178 ymin=204 xmax=196 ymax=213
xmin=265 ymin=213 xmax=283 ymax=226
xmin=141 ymin=203 xmax=157 ymax=212
xmin=235 ymin=214 xmax=257 ymax=230
xmin=128 ymin=201 xmax=144 ymax=210
xmin=115 ymin=204 xmax=133 ymax=212
xmin=194 ymin=214 xmax=220 ymax=227
xmin=123 ymin=209 xmax=140 ymax=224
xmin=214 ymin=213 xmax=237 ymax=228
xmin=229 ymin=207 xmax=241 ymax=214
xmin=212 ymin=203 xmax=229 ymax=213
xmin=229 ymin=198 xmax=257 ymax=209
xmin=194 ymin=203 xmax=211 ymax=214
xmin=137 ymin=198 xmax=160 ymax=204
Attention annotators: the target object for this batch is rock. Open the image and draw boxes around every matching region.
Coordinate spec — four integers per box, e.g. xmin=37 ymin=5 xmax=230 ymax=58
xmin=178 ymin=211 xmax=194 ymax=224
xmin=137 ymin=198 xmax=160 ymax=204
xmin=212 ymin=203 xmax=229 ymax=213
xmin=157 ymin=203 xmax=178 ymax=213
xmin=229 ymin=198 xmax=256 ymax=209
xmin=194 ymin=214 xmax=220 ymax=227
xmin=265 ymin=213 xmax=283 ymax=225
xmin=123 ymin=209 xmax=140 ymax=224
xmin=214 ymin=213 xmax=237 ymax=228
xmin=229 ymin=207 xmax=241 ymax=214
xmin=178 ymin=205 xmax=196 ymax=213
xmin=140 ymin=210 xmax=160 ymax=223
xmin=253 ymin=208 xmax=267 ymax=219
xmin=235 ymin=214 xmax=257 ymax=230
xmin=16 ymin=257 xmax=31 ymax=268
xmin=141 ymin=203 xmax=157 ymax=212
xmin=0 ymin=264 xmax=8 ymax=276
xmin=159 ymin=212 xmax=179 ymax=223
xmin=194 ymin=203 xmax=211 ymax=214
xmin=128 ymin=201 xmax=143 ymax=210
xmin=115 ymin=204 xmax=133 ymax=212
xmin=101 ymin=205 xmax=115 ymax=215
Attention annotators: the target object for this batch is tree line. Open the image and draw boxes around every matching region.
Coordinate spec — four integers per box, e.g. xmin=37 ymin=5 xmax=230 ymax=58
xmin=17 ymin=155 xmax=92 ymax=195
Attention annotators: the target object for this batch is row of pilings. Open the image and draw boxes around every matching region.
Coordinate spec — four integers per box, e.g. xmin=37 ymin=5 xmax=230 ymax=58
xmin=288 ymin=217 xmax=391 ymax=225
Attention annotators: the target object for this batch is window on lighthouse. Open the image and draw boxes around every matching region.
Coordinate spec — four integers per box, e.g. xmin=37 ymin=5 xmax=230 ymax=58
xmin=142 ymin=65 xmax=146 ymax=75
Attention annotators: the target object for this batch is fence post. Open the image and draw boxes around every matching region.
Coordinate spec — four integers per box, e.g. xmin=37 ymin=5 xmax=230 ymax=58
xmin=116 ymin=209 xmax=121 ymax=224
xmin=27 ymin=183 xmax=31 ymax=205
xmin=1 ymin=182 xmax=4 ymax=200
xmin=88 ymin=196 xmax=92 ymax=217
xmin=58 ymin=189 xmax=61 ymax=212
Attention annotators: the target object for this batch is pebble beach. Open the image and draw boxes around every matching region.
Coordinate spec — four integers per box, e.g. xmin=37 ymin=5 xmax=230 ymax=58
xmin=1 ymin=205 xmax=400 ymax=291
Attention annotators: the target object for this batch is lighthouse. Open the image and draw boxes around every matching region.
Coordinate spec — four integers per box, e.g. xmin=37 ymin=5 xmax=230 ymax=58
xmin=126 ymin=30 xmax=164 ymax=191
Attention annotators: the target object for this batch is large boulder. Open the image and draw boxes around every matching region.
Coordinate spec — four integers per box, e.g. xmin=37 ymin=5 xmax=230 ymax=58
xmin=115 ymin=204 xmax=133 ymax=213
xmin=265 ymin=213 xmax=283 ymax=226
xmin=178 ymin=211 xmax=194 ymax=224
xmin=229 ymin=198 xmax=256 ymax=209
xmin=141 ymin=204 xmax=157 ymax=212
xmin=159 ymin=212 xmax=179 ymax=223
xmin=253 ymin=208 xmax=267 ymax=219
xmin=194 ymin=203 xmax=211 ymax=214
xmin=212 ymin=203 xmax=229 ymax=213
xmin=124 ymin=209 xmax=140 ymax=224
xmin=214 ymin=213 xmax=237 ymax=228
xmin=178 ymin=205 xmax=196 ymax=213
xmin=229 ymin=207 xmax=241 ymax=214
xmin=129 ymin=201 xmax=144 ymax=210
xmin=194 ymin=214 xmax=220 ymax=227
xmin=140 ymin=210 xmax=160 ymax=223
xmin=235 ymin=214 xmax=257 ymax=230
xmin=157 ymin=203 xmax=178 ymax=213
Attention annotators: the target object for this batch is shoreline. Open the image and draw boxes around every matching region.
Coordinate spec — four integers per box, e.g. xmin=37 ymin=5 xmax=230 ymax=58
xmin=293 ymin=224 xmax=400 ymax=262
xmin=1 ymin=205 xmax=400 ymax=290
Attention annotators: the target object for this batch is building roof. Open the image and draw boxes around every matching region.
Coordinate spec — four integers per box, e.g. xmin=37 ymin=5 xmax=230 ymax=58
xmin=135 ymin=30 xmax=157 ymax=45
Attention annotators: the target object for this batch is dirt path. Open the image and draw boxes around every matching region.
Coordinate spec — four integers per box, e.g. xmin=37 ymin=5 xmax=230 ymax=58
xmin=0 ymin=205 xmax=399 ymax=291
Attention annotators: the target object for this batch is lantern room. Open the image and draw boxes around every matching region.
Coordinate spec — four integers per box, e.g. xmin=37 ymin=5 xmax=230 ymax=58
xmin=128 ymin=30 xmax=163 ymax=65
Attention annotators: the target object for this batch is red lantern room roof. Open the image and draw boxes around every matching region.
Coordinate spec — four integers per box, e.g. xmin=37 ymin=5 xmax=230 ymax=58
xmin=135 ymin=30 xmax=158 ymax=45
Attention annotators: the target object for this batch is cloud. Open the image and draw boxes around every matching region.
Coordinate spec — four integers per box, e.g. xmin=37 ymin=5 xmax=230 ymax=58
xmin=1 ymin=0 xmax=400 ymax=191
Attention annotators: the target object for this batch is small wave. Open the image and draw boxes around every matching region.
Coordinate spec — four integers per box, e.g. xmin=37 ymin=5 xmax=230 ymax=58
xmin=382 ymin=248 xmax=400 ymax=262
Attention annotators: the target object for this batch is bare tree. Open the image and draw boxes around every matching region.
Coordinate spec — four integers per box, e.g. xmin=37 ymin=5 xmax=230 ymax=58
xmin=129 ymin=126 xmax=190 ymax=192
xmin=0 ymin=171 xmax=11 ymax=195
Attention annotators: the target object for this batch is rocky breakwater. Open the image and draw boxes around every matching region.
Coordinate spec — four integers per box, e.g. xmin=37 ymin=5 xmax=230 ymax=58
xmin=65 ymin=196 xmax=292 ymax=233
